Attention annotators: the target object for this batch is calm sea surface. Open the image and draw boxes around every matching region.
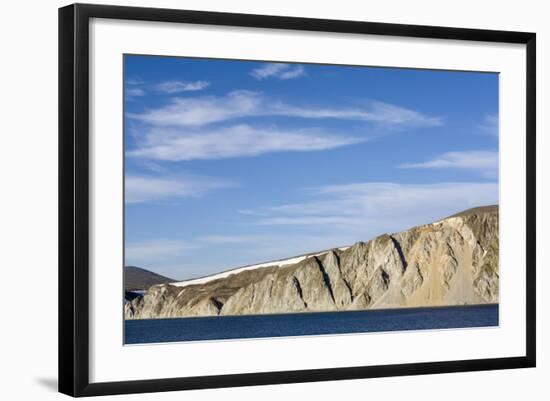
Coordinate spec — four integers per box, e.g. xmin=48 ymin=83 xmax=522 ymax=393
xmin=124 ymin=304 xmax=498 ymax=344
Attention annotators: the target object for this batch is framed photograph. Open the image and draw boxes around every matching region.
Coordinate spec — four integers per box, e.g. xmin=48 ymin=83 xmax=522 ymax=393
xmin=59 ymin=3 xmax=536 ymax=397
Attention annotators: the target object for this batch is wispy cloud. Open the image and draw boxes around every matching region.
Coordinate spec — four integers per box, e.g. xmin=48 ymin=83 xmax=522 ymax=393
xmin=197 ymin=234 xmax=356 ymax=263
xmin=126 ymin=239 xmax=197 ymax=265
xmin=198 ymin=235 xmax=270 ymax=245
xmin=129 ymin=90 xmax=259 ymax=126
xmin=125 ymin=173 xmax=236 ymax=203
xmin=127 ymin=90 xmax=442 ymax=128
xmin=135 ymin=161 xmax=170 ymax=174
xmin=125 ymin=88 xmax=146 ymax=99
xmin=279 ymin=66 xmax=306 ymax=79
xmin=126 ymin=124 xmax=364 ymax=161
xmin=125 ymin=76 xmax=145 ymax=85
xmin=272 ymin=100 xmax=442 ymax=126
xmin=125 ymin=75 xmax=146 ymax=100
xmin=242 ymin=182 xmax=499 ymax=235
xmin=250 ymin=63 xmax=306 ymax=80
xmin=126 ymin=77 xmax=210 ymax=99
xmin=478 ymin=114 xmax=499 ymax=136
xmin=398 ymin=150 xmax=498 ymax=178
xmin=156 ymin=80 xmax=210 ymax=94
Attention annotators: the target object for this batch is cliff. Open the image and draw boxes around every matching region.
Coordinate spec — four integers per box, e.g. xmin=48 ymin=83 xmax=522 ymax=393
xmin=125 ymin=205 xmax=498 ymax=319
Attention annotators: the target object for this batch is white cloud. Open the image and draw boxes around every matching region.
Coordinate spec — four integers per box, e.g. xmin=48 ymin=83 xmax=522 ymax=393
xmin=125 ymin=76 xmax=146 ymax=100
xmin=250 ymin=63 xmax=288 ymax=79
xmin=127 ymin=90 xmax=442 ymax=128
xmin=258 ymin=216 xmax=359 ymax=226
xmin=125 ymin=88 xmax=146 ymax=98
xmin=278 ymin=65 xmax=306 ymax=79
xmin=479 ymin=114 xmax=499 ymax=136
xmin=398 ymin=150 xmax=498 ymax=178
xmin=271 ymin=100 xmax=442 ymax=126
xmin=126 ymin=124 xmax=364 ymax=161
xmin=156 ymin=80 xmax=210 ymax=94
xmin=129 ymin=90 xmax=259 ymax=126
xmin=250 ymin=63 xmax=306 ymax=80
xmin=198 ymin=235 xmax=269 ymax=245
xmin=125 ymin=174 xmax=235 ymax=203
xmin=244 ymin=182 xmax=499 ymax=236
xmin=221 ymin=233 xmax=358 ymax=265
xmin=126 ymin=239 xmax=197 ymax=265
xmin=136 ymin=161 xmax=170 ymax=174
xmin=125 ymin=76 xmax=145 ymax=85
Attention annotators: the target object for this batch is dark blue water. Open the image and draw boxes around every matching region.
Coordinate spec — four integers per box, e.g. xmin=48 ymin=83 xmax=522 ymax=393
xmin=125 ymin=304 xmax=498 ymax=344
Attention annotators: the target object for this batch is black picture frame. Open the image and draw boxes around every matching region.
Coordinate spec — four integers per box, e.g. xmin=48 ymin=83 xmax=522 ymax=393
xmin=59 ymin=3 xmax=536 ymax=397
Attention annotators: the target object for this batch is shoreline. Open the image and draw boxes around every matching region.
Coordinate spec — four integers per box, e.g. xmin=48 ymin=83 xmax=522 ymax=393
xmin=125 ymin=302 xmax=498 ymax=322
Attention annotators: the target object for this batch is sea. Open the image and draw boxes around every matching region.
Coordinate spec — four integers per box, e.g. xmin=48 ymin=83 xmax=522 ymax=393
xmin=124 ymin=304 xmax=498 ymax=345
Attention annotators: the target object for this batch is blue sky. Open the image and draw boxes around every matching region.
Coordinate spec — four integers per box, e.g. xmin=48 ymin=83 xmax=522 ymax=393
xmin=124 ymin=55 xmax=499 ymax=280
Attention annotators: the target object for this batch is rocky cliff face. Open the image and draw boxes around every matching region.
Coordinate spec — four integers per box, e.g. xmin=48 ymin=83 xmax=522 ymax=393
xmin=125 ymin=206 xmax=499 ymax=319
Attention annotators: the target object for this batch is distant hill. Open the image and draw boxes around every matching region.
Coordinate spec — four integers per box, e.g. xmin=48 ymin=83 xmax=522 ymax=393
xmin=124 ymin=266 xmax=174 ymax=291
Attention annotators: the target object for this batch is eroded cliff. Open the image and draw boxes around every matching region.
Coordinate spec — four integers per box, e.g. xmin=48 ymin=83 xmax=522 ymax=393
xmin=125 ymin=206 xmax=498 ymax=319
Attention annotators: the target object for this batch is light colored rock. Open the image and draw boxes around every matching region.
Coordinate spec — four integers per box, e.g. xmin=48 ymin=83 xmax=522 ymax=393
xmin=125 ymin=206 xmax=499 ymax=319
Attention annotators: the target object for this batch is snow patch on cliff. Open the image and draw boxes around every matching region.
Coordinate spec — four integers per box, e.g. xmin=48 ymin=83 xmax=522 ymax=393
xmin=171 ymin=247 xmax=350 ymax=288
